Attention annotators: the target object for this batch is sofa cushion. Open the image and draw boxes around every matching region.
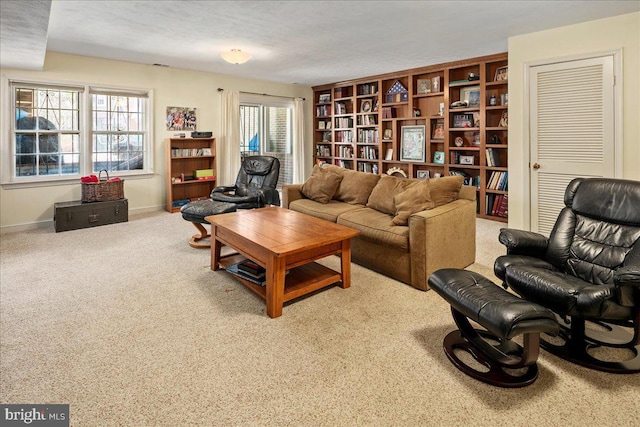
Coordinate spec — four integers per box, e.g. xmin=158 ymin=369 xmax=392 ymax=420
xmin=392 ymin=179 xmax=434 ymax=225
xmin=430 ymin=175 xmax=464 ymax=207
xmin=366 ymin=175 xmax=417 ymax=215
xmin=337 ymin=207 xmax=409 ymax=252
xmin=322 ymin=164 xmax=380 ymax=205
xmin=301 ymin=165 xmax=343 ymax=204
xmin=289 ymin=199 xmax=362 ymax=223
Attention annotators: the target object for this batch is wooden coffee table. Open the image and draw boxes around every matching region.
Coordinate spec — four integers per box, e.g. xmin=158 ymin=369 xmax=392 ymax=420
xmin=206 ymin=207 xmax=360 ymax=318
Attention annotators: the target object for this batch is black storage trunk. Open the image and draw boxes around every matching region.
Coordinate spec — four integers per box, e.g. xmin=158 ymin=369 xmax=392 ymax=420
xmin=54 ymin=199 xmax=128 ymax=232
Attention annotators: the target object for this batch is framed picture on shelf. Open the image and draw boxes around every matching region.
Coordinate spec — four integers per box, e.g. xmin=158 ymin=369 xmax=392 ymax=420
xmin=361 ymin=99 xmax=372 ymax=113
xmin=452 ymin=113 xmax=474 ymax=128
xmin=459 ymin=155 xmax=474 ymax=165
xmin=494 ymin=66 xmax=508 ymax=82
xmin=417 ymin=170 xmax=430 ymax=179
xmin=318 ymin=121 xmax=325 ymax=130
xmin=318 ymin=94 xmax=331 ymax=103
xmin=385 ymin=148 xmax=394 ymax=161
xmin=460 ymin=85 xmax=480 ymax=108
xmin=433 ymin=151 xmax=445 ymax=164
xmin=431 ymin=76 xmax=441 ymax=93
xmin=383 ymin=128 xmax=393 ymax=140
xmin=416 ymin=79 xmax=431 ymax=94
xmin=400 ymin=125 xmax=426 ymax=162
xmin=432 ymin=120 xmax=445 ymax=139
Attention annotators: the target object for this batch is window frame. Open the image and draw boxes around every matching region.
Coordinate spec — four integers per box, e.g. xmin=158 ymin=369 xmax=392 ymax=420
xmin=1 ymin=76 xmax=154 ymax=188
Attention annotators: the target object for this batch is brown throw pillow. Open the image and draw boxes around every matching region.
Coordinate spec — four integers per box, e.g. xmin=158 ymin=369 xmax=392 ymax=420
xmin=392 ymin=179 xmax=434 ymax=225
xmin=301 ymin=166 xmax=343 ymax=203
xmin=367 ymin=175 xmax=416 ymax=215
xmin=429 ymin=175 xmax=464 ymax=207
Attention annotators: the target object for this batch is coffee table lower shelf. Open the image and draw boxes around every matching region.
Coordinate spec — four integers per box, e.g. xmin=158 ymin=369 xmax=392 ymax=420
xmin=219 ymin=254 xmax=342 ymax=303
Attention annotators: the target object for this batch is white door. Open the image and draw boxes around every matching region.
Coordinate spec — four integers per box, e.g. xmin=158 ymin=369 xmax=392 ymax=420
xmin=529 ymin=55 xmax=616 ymax=235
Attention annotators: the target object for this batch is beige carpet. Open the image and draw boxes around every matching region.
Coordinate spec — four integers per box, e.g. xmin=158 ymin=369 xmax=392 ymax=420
xmin=1 ymin=212 xmax=638 ymax=426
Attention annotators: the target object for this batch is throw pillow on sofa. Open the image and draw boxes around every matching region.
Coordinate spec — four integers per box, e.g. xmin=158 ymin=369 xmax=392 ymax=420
xmin=392 ymin=179 xmax=434 ymax=225
xmin=301 ymin=165 xmax=343 ymax=204
xmin=429 ymin=175 xmax=464 ymax=207
xmin=366 ymin=174 xmax=416 ymax=215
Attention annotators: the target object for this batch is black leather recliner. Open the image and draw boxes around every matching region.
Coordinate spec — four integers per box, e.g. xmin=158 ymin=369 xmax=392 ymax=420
xmin=494 ymin=177 xmax=640 ymax=373
xmin=211 ymin=156 xmax=281 ymax=208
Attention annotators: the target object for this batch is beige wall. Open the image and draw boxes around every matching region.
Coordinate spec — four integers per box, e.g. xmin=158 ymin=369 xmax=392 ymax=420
xmin=508 ymin=12 xmax=640 ymax=229
xmin=0 ymin=53 xmax=313 ymax=230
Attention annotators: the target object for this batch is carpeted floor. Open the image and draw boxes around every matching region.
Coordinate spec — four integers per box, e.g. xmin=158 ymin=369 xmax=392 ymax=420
xmin=1 ymin=211 xmax=638 ymax=426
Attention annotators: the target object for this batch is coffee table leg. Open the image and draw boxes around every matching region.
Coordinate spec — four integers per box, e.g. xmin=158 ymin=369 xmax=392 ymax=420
xmin=210 ymin=225 xmax=222 ymax=271
xmin=266 ymin=257 xmax=286 ymax=318
xmin=340 ymin=239 xmax=352 ymax=289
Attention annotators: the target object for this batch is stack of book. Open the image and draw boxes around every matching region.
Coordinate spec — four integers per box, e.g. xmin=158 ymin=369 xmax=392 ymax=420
xmin=225 ymin=259 xmax=266 ymax=286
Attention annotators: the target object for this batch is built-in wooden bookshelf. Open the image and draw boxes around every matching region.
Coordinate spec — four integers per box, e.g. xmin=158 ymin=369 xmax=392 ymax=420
xmin=313 ymin=53 xmax=508 ymax=221
xmin=165 ymin=137 xmax=216 ymax=213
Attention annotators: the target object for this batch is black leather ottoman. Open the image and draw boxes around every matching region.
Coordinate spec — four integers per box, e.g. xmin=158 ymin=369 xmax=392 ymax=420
xmin=180 ymin=200 xmax=237 ymax=248
xmin=428 ymin=269 xmax=559 ymax=387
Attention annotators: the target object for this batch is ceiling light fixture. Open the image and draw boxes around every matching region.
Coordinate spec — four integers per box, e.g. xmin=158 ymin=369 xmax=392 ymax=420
xmin=221 ymin=49 xmax=251 ymax=65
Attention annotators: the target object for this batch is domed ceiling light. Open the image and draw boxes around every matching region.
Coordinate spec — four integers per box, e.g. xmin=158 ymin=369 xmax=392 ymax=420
xmin=221 ymin=49 xmax=251 ymax=64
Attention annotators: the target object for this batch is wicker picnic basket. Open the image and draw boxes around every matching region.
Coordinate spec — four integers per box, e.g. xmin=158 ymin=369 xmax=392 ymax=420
xmin=81 ymin=170 xmax=124 ymax=202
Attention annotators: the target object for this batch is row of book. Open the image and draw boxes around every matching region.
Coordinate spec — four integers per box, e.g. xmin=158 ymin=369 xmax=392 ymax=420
xmin=357 ymin=129 xmax=379 ymax=144
xmin=357 ymin=115 xmax=377 ymax=126
xmin=450 ymin=171 xmax=481 ymax=187
xmin=360 ymin=146 xmax=378 ymax=160
xmin=316 ymin=145 xmax=331 ymax=157
xmin=358 ymin=83 xmax=378 ymax=95
xmin=316 ymin=105 xmax=331 ymax=117
xmin=335 ymin=117 xmax=354 ymax=129
xmin=335 ymin=102 xmax=348 ymax=115
xmin=335 ymin=130 xmax=353 ymax=143
xmin=487 ymin=171 xmax=508 ymax=191
xmin=170 ymin=147 xmax=211 ymax=157
xmin=487 ymin=194 xmax=508 ymax=218
xmin=486 ymin=148 xmax=502 ymax=167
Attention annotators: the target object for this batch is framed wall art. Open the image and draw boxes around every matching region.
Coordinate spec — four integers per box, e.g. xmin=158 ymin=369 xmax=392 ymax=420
xmin=166 ymin=106 xmax=197 ymax=131
xmin=400 ymin=125 xmax=426 ymax=162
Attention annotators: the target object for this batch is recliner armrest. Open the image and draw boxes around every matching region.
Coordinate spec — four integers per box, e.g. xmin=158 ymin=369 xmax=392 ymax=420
xmin=212 ymin=185 xmax=237 ymax=194
xmin=614 ymin=266 xmax=640 ymax=288
xmin=499 ymin=228 xmax=548 ymax=257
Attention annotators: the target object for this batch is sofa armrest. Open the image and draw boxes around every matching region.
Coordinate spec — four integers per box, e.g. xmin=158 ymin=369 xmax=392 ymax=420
xmin=282 ymin=184 xmax=304 ymax=208
xmin=408 ymin=198 xmax=477 ymax=290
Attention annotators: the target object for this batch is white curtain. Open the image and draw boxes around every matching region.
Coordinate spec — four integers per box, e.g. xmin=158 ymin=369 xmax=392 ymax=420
xmin=219 ymin=90 xmax=241 ymax=186
xmin=292 ymin=97 xmax=306 ymax=183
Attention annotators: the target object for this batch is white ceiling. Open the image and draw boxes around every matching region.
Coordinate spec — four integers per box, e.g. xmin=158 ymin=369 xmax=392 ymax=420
xmin=1 ymin=1 xmax=639 ymax=87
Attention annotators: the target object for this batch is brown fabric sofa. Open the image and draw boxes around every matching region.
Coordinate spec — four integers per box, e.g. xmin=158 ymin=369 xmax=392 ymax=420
xmin=282 ymin=164 xmax=476 ymax=290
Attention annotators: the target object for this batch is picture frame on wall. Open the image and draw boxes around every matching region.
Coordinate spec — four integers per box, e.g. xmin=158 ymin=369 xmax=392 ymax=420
xmin=400 ymin=125 xmax=426 ymax=162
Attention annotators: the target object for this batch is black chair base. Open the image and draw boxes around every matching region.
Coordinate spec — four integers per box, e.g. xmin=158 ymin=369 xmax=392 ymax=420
xmin=540 ymin=317 xmax=640 ymax=374
xmin=443 ymin=327 xmax=540 ymax=388
xmin=180 ymin=200 xmax=237 ymax=249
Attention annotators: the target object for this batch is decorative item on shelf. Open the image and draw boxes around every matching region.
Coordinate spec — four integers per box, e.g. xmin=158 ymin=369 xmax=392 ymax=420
xmin=433 ymin=151 xmax=445 ymax=164
xmin=416 ymin=79 xmax=431 ymax=94
xmin=412 ymin=107 xmax=421 ymax=117
xmin=459 ymin=155 xmax=474 ymax=165
xmin=432 ymin=119 xmax=445 ymax=140
xmin=490 ymin=135 xmax=501 ymax=144
xmin=372 ymin=98 xmax=380 ymax=112
xmin=386 ymin=167 xmax=407 ymax=178
xmin=417 ymin=170 xmax=430 ymax=179
xmin=461 ymin=86 xmax=480 ymax=108
xmin=439 ymin=102 xmax=445 ymax=116
xmin=452 ymin=113 xmax=474 ymax=128
xmin=318 ymin=94 xmax=331 ymax=103
xmin=400 ymin=125 xmax=426 ymax=162
xmin=500 ymin=93 xmax=509 ymax=106
xmin=431 ymin=76 xmax=441 ymax=92
xmin=383 ymin=129 xmax=393 ymax=140
xmin=467 ymin=72 xmax=479 ymax=81
xmin=385 ymin=80 xmax=408 ymax=103
xmin=455 ymin=137 xmax=464 ymax=147
xmin=473 ymin=112 xmax=480 ymax=127
xmin=489 ymin=95 xmax=497 ymax=106
xmin=494 ymin=66 xmax=508 ymax=81
xmin=318 ymin=121 xmax=325 ymax=130
xmin=382 ymin=107 xmax=396 ymax=118
xmin=450 ymin=100 xmax=469 ymax=109
xmin=499 ymin=111 xmax=509 ymax=127
xmin=385 ymin=148 xmax=393 ymax=161
xmin=473 ymin=132 xmax=481 ymax=146
xmin=361 ymin=99 xmax=372 ymax=113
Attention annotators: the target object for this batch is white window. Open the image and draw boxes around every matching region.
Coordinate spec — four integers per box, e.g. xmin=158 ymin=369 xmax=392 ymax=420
xmin=239 ymin=97 xmax=293 ymax=189
xmin=3 ymin=79 xmax=153 ymax=186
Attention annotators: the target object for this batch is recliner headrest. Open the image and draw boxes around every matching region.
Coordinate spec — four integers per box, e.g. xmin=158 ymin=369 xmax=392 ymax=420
xmin=242 ymin=157 xmax=276 ymax=176
xmin=566 ymin=178 xmax=640 ymax=225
